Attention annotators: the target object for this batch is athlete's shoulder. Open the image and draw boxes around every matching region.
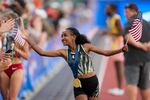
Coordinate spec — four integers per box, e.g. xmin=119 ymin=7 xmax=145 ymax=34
xmin=113 ymin=13 xmax=121 ymax=20
xmin=82 ymin=43 xmax=92 ymax=52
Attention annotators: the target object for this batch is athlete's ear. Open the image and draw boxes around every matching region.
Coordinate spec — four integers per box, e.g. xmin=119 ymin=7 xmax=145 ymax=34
xmin=72 ymin=34 xmax=77 ymax=41
xmin=73 ymin=34 xmax=76 ymax=38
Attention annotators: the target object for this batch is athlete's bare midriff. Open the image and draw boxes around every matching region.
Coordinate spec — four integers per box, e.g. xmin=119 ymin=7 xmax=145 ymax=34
xmin=12 ymin=57 xmax=22 ymax=64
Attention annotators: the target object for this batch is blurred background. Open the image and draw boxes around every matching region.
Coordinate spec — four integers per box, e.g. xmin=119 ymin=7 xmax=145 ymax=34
xmin=0 ymin=0 xmax=150 ymax=100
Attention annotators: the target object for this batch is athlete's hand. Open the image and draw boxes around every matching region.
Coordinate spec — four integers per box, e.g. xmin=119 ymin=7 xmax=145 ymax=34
xmin=0 ymin=19 xmax=15 ymax=34
xmin=0 ymin=53 xmax=12 ymax=71
xmin=0 ymin=53 xmax=11 ymax=59
xmin=122 ymin=45 xmax=128 ymax=52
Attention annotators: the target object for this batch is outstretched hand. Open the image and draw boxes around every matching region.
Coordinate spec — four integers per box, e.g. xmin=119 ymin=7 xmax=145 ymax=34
xmin=122 ymin=45 xmax=128 ymax=52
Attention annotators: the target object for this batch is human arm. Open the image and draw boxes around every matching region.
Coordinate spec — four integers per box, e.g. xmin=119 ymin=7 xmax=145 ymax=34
xmin=84 ymin=43 xmax=128 ymax=56
xmin=0 ymin=53 xmax=12 ymax=71
xmin=124 ymin=18 xmax=149 ymax=51
xmin=115 ymin=19 xmax=123 ymax=35
xmin=125 ymin=34 xmax=148 ymax=51
xmin=22 ymin=30 xmax=65 ymax=57
xmin=20 ymin=17 xmax=66 ymax=58
xmin=14 ymin=42 xmax=29 ymax=60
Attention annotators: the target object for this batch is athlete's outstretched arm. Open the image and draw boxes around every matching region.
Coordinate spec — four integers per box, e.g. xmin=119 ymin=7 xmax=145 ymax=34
xmin=20 ymin=18 xmax=65 ymax=58
xmin=24 ymin=34 xmax=65 ymax=57
xmin=84 ymin=43 xmax=128 ymax=56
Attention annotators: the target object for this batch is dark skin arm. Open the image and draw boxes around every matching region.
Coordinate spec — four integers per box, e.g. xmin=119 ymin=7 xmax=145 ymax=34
xmin=83 ymin=43 xmax=128 ymax=56
xmin=20 ymin=17 xmax=67 ymax=59
xmin=24 ymin=34 xmax=66 ymax=58
xmin=23 ymin=29 xmax=127 ymax=58
xmin=115 ymin=19 xmax=123 ymax=36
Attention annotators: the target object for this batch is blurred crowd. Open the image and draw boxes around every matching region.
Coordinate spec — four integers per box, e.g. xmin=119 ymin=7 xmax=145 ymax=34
xmin=0 ymin=0 xmax=95 ymax=48
xmin=0 ymin=0 xmax=98 ymax=99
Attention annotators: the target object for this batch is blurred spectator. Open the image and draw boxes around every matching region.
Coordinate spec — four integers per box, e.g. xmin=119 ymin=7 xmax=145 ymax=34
xmin=124 ymin=3 xmax=150 ymax=100
xmin=46 ymin=1 xmax=64 ymax=34
xmin=0 ymin=10 xmax=29 ymax=100
xmin=33 ymin=0 xmax=43 ymax=8
xmin=105 ymin=4 xmax=125 ymax=96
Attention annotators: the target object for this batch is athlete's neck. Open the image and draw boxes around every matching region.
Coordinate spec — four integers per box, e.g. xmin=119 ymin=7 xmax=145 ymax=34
xmin=69 ymin=43 xmax=77 ymax=53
